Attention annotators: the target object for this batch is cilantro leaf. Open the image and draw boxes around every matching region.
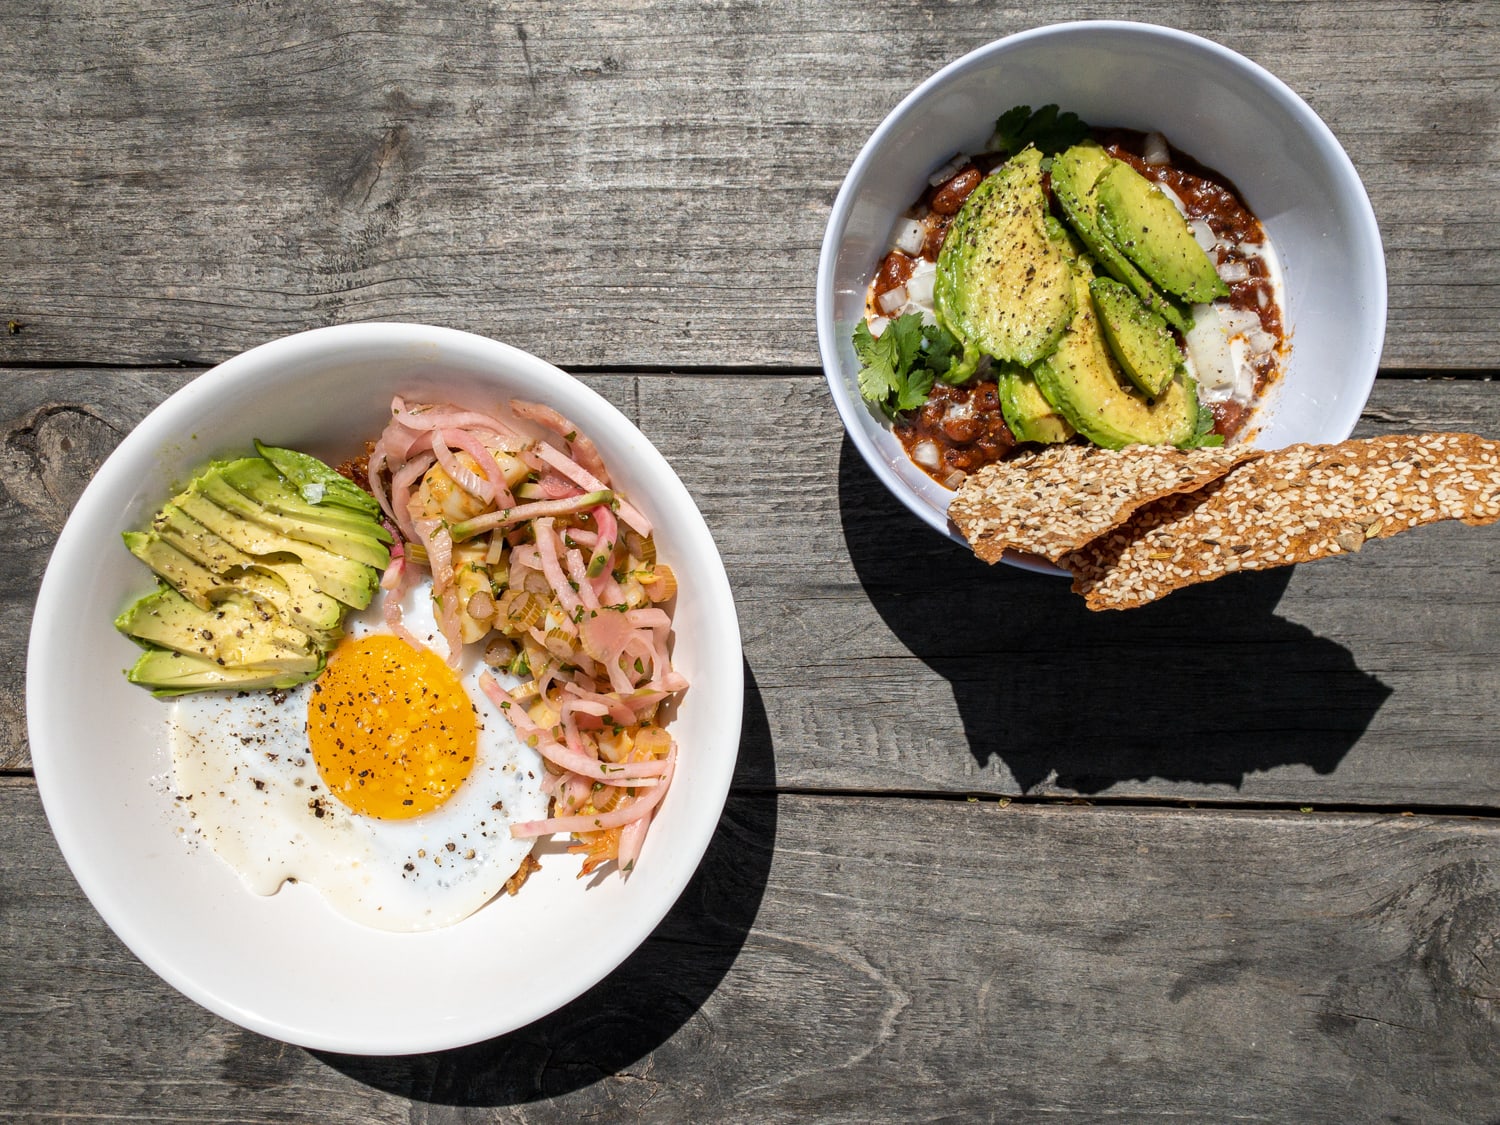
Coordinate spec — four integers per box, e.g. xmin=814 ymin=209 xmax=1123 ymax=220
xmin=990 ymin=104 xmax=1090 ymax=158
xmin=884 ymin=312 xmax=926 ymax=376
xmin=923 ymin=321 xmax=961 ymax=383
xmin=852 ymin=313 xmax=965 ymax=419
xmin=1179 ymin=399 xmax=1226 ymax=449
xmin=852 ymin=318 xmax=899 ymax=403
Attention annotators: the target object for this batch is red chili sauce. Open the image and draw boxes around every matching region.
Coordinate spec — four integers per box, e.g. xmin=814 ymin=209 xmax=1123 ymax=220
xmin=869 ymin=130 xmax=1286 ymax=486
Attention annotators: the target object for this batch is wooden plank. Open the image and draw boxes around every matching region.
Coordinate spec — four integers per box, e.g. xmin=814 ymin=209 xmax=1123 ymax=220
xmin=0 ymin=1 xmax=1494 ymax=370
xmin=3 ymin=778 xmax=1498 ymax=1121
xmin=663 ymin=375 xmax=1500 ymax=807
xmin=7 ymin=369 xmax=1500 ymax=809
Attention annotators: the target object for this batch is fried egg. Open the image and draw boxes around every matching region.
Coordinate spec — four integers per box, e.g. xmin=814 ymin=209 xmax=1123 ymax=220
xmin=170 ymin=583 xmax=547 ymax=932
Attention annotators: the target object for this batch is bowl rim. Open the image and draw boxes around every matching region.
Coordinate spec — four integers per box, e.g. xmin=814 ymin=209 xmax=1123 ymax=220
xmin=815 ymin=19 xmax=1387 ymax=566
xmin=26 ymin=321 xmax=745 ymax=1053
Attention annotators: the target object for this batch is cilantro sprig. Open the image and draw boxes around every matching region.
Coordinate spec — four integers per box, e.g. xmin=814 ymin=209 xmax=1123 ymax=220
xmin=988 ymin=104 xmax=1089 ymax=158
xmin=1180 ymin=399 xmax=1226 ymax=449
xmin=852 ymin=313 xmax=960 ymax=419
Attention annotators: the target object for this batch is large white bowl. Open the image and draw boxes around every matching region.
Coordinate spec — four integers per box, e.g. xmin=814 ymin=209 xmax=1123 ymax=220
xmin=817 ymin=21 xmax=1387 ymax=564
xmin=26 ymin=323 xmax=743 ymax=1054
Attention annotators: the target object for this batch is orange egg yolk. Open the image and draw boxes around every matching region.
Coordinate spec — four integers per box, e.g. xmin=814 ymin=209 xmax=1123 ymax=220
xmin=307 ymin=633 xmax=478 ymax=820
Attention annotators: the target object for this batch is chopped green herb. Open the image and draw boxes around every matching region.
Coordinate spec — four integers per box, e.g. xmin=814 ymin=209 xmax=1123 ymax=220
xmin=988 ymin=103 xmax=1089 ymax=158
xmin=852 ymin=312 xmax=961 ymax=419
xmin=1180 ymin=399 xmax=1226 ymax=449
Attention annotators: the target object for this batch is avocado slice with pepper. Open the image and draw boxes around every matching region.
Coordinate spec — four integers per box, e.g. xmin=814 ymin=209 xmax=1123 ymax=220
xmin=1033 ymin=263 xmax=1199 ymax=449
xmin=1049 ymin=142 xmax=1194 ymax=334
xmin=1093 ymin=158 xmax=1230 ymax=303
xmin=996 ymin=364 xmax=1074 ymax=445
xmin=1089 ymin=276 xmax=1185 ymax=399
xmin=934 ymin=145 xmax=1076 ymax=379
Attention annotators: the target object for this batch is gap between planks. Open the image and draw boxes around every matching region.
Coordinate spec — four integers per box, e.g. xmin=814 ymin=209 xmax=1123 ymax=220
xmin=6 ymin=772 xmax=1499 ymax=825
xmin=2 ymin=363 xmax=1499 ymax=380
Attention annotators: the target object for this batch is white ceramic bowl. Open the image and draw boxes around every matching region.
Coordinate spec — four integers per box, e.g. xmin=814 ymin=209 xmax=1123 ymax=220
xmin=27 ymin=323 xmax=743 ymax=1054
xmin=817 ymin=21 xmax=1387 ymax=566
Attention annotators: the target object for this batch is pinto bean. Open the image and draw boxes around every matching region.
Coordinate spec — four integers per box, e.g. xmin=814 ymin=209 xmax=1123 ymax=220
xmin=930 ymin=167 xmax=982 ymax=215
xmin=873 ymin=250 xmax=915 ymax=302
xmin=940 ymin=405 xmax=985 ymax=444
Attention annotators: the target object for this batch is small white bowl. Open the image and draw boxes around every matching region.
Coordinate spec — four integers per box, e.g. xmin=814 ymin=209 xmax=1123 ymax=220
xmin=817 ymin=21 xmax=1387 ymax=566
xmin=27 ymin=323 xmax=743 ymax=1054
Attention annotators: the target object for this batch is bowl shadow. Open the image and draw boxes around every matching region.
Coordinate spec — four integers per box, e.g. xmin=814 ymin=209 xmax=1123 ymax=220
xmin=837 ymin=436 xmax=1392 ymax=793
xmin=309 ymin=657 xmax=776 ymax=1104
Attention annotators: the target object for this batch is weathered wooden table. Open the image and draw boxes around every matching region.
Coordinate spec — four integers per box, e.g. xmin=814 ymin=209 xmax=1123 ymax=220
xmin=3 ymin=2 xmax=1498 ymax=1121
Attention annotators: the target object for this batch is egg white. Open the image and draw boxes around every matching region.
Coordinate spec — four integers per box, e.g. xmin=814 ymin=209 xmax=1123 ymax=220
xmin=169 ymin=582 xmax=548 ymax=932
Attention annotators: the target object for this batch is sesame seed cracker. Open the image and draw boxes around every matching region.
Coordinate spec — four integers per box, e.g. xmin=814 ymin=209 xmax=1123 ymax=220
xmin=1063 ymin=433 xmax=1500 ymax=610
xmin=948 ymin=442 xmax=1264 ymax=564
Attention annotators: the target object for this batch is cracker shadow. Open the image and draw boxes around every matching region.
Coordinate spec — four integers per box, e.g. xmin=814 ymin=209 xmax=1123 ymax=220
xmin=837 ymin=436 xmax=1392 ymax=793
xmin=309 ymin=657 xmax=776 ymax=1103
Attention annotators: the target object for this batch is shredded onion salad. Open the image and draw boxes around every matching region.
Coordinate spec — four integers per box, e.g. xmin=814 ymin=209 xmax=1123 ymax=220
xmin=367 ymin=396 xmax=687 ymax=879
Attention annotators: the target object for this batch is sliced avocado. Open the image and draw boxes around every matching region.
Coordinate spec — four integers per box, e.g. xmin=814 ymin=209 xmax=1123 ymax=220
xmin=1089 ymin=276 xmax=1184 ymax=398
xmin=1043 ymin=213 xmax=1086 ymax=258
xmin=1049 ymin=143 xmax=1194 ymax=334
xmin=193 ymin=472 xmax=390 ymax=570
xmin=151 ymin=503 xmax=256 ymax=572
xmin=126 ymin=528 xmax=340 ymax=640
xmin=1093 ymin=159 xmax=1229 ymax=303
xmin=172 ymin=491 xmax=378 ymax=609
xmin=150 ymin=504 xmax=352 ymax=635
xmin=934 ymin=146 xmax=1076 ymax=377
xmin=254 ymin=439 xmax=381 ymax=518
xmin=996 ymin=364 xmax=1074 ymax=445
xmin=1033 ymin=265 xmax=1199 ymax=449
xmin=115 ymin=586 xmax=321 ymax=671
xmin=239 ymin=560 xmax=345 ymax=641
xmin=215 ymin=457 xmax=391 ymax=540
xmin=120 ymin=442 xmax=383 ymax=697
xmin=126 ymin=647 xmax=324 ymax=698
xmin=123 ymin=531 xmax=235 ymax=610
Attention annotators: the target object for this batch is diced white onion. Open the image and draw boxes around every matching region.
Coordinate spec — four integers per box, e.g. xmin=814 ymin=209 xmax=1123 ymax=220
xmin=942 ymin=470 xmax=967 ymax=490
xmin=904 ymin=259 xmax=937 ymax=308
xmin=889 ymin=218 xmax=926 ymax=256
xmin=928 ymin=158 xmax=964 ymax=186
xmin=878 ymin=286 xmax=907 ymax=314
xmin=1189 ymin=219 xmax=1216 ymax=253
xmin=1156 ymin=181 xmax=1189 ymax=218
xmin=1142 ymin=132 xmax=1170 ymax=165
xmin=913 ymin=441 xmax=941 ymax=469
xmin=866 ymin=315 xmax=889 ymax=337
xmin=1216 ymin=306 xmax=1262 ymax=337
xmin=1218 ymin=261 xmax=1251 ymax=284
xmin=1247 ymin=329 xmax=1277 ymax=357
xmin=1184 ymin=303 xmax=1238 ymax=403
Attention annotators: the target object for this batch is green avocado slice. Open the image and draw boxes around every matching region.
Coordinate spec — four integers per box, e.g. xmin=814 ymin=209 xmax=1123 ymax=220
xmin=254 ymin=439 xmax=382 ymax=518
xmin=1094 ymin=159 xmax=1230 ymax=303
xmin=193 ymin=472 xmax=390 ymax=570
xmin=934 ymin=146 xmax=1076 ymax=377
xmin=115 ymin=586 xmax=321 ymax=671
xmin=172 ymin=491 xmax=378 ymax=610
xmin=1049 ymin=142 xmax=1194 ymax=334
xmin=996 ymin=364 xmax=1074 ymax=445
xmin=1033 ymin=265 xmax=1199 ymax=450
xmin=215 ymin=457 xmax=391 ymax=540
xmin=1089 ymin=276 xmax=1185 ymax=398
xmin=125 ymin=648 xmax=325 ymax=698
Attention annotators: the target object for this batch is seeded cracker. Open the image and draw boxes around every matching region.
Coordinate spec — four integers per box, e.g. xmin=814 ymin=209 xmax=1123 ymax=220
xmin=1064 ymin=433 xmax=1500 ymax=610
xmin=949 ymin=443 xmax=1264 ymax=564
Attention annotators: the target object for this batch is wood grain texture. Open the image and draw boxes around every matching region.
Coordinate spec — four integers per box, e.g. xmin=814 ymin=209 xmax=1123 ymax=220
xmin=0 ymin=0 xmax=1494 ymax=370
xmin=7 ymin=369 xmax=1500 ymax=809
xmin=3 ymin=779 xmax=1498 ymax=1123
